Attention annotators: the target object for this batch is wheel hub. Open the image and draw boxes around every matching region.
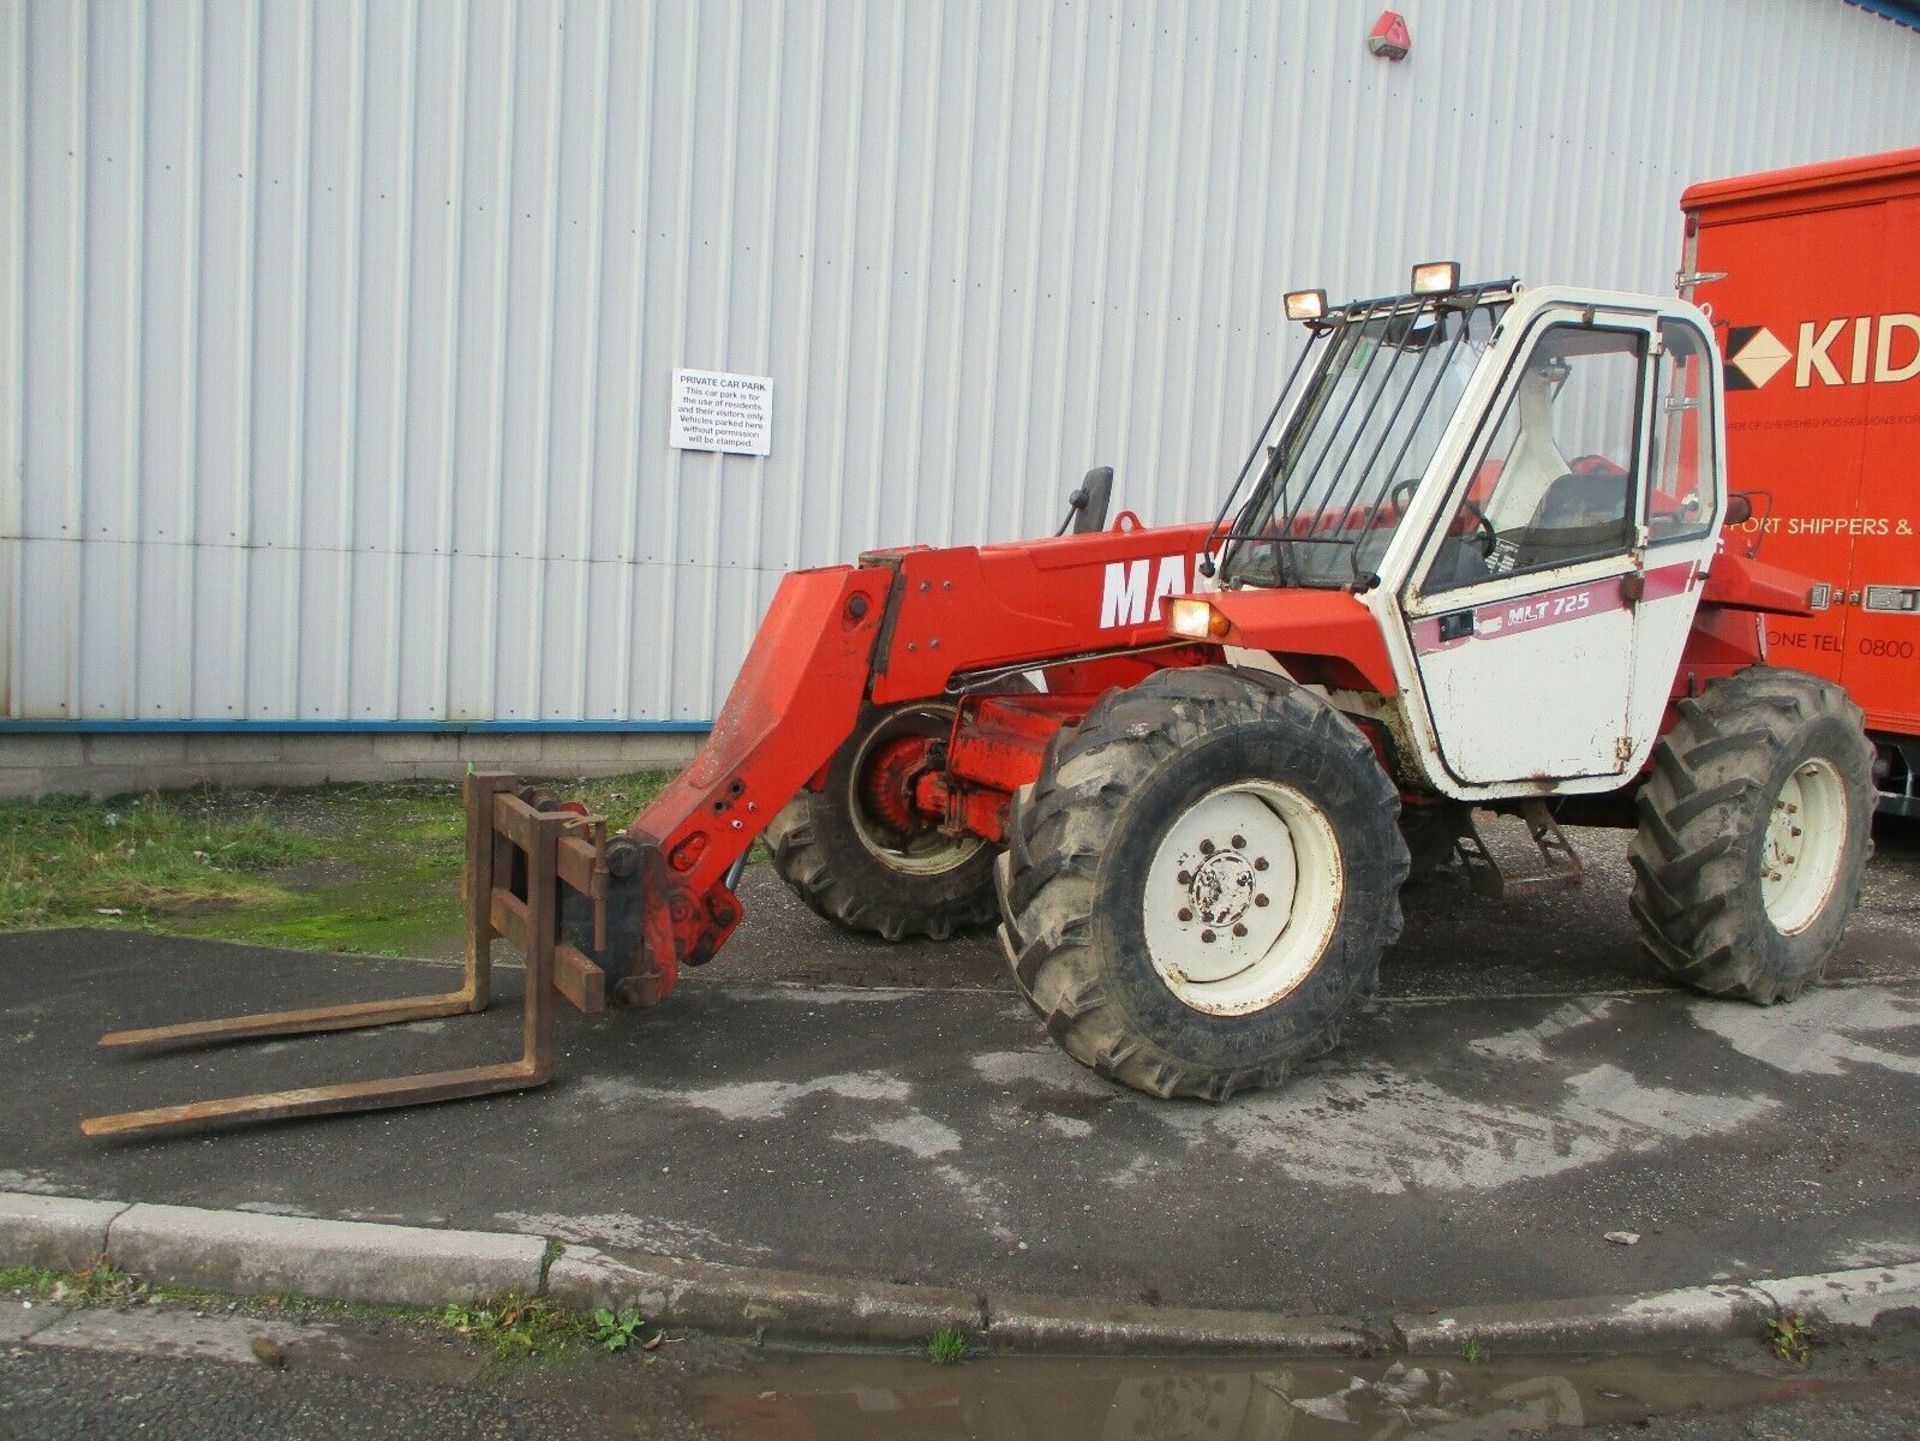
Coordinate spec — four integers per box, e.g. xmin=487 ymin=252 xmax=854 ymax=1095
xmin=1188 ymin=851 xmax=1257 ymax=928
xmin=846 ymin=704 xmax=985 ymax=877
xmin=1760 ymin=756 xmax=1848 ymax=936
xmin=1141 ymin=780 xmax=1342 ymax=1014
xmin=860 ymin=734 xmax=935 ymax=836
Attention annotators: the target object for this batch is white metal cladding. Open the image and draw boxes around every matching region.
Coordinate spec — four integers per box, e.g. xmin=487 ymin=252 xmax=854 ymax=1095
xmin=5 ymin=0 xmax=1919 ymax=727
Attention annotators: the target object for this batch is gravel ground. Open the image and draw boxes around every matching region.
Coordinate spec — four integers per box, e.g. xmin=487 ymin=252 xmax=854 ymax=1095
xmin=0 ymin=1345 xmax=698 ymax=1441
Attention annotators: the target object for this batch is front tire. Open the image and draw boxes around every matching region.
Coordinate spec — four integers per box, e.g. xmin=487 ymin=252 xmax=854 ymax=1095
xmin=996 ymin=667 xmax=1408 ymax=1100
xmin=1629 ymin=666 xmax=1873 ymax=1003
xmin=766 ymin=702 xmax=998 ymax=942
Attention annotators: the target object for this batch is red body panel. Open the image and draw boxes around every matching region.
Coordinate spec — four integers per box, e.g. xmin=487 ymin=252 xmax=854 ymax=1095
xmin=1205 ymin=587 xmax=1400 ymax=694
xmin=869 ymin=522 xmax=1217 ymax=702
xmin=1685 ymin=148 xmax=1920 ymax=737
xmin=1699 ymin=551 xmax=1816 ymax=617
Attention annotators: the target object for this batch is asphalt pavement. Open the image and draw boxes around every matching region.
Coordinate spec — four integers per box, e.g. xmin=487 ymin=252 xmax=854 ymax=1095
xmin=4 ymin=824 xmax=1918 ymax=1323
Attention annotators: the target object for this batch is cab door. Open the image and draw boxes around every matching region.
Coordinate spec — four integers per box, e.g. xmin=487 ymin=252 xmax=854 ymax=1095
xmin=1401 ymin=312 xmax=1655 ymax=786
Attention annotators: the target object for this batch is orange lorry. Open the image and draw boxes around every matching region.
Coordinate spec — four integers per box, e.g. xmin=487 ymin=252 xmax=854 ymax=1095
xmin=1683 ymin=148 xmax=1920 ymax=815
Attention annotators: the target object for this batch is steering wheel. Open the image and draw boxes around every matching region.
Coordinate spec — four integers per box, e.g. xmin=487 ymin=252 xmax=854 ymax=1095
xmin=1461 ymin=498 xmax=1498 ymax=556
xmin=1394 ymin=479 xmax=1498 ymax=557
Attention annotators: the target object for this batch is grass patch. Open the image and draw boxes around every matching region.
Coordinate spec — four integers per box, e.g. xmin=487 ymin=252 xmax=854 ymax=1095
xmin=1459 ymin=1335 xmax=1487 ymax=1364
xmin=0 ymin=791 xmax=321 ymax=928
xmin=1 ymin=1261 xmax=145 ymax=1306
xmin=926 ymin=1326 xmax=971 ymax=1364
xmin=0 ymin=773 xmax=676 ymax=959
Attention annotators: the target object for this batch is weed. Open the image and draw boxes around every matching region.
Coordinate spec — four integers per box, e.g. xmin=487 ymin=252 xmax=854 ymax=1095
xmin=1459 ymin=1336 xmax=1487 ymax=1364
xmin=1765 ymin=1309 xmax=1825 ymax=1365
xmin=926 ymin=1326 xmax=971 ymax=1364
xmin=3 ymin=1265 xmax=667 ymax=1369
xmin=439 ymin=1294 xmax=590 ymax=1359
xmin=589 ymin=1307 xmax=648 ymax=1353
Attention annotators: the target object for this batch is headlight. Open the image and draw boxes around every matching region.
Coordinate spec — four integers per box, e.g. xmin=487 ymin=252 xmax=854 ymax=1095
xmin=1410 ymin=260 xmax=1461 ymax=294
xmin=1168 ymin=598 xmax=1231 ymax=640
xmin=1284 ymin=289 xmax=1328 ymax=322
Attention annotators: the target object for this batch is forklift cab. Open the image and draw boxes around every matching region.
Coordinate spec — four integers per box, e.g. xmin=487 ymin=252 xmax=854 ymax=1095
xmin=1400 ymin=291 xmax=1725 ymax=790
xmin=1211 ymin=274 xmax=1727 ymax=797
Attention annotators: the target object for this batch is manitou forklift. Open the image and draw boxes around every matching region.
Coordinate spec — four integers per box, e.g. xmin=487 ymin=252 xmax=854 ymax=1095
xmin=87 ymin=262 xmax=1871 ymax=1134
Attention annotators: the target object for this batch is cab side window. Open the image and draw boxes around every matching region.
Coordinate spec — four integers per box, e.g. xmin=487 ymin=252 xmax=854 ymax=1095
xmin=1646 ymin=321 xmax=1717 ymax=543
xmin=1426 ymin=324 xmax=1645 ymax=592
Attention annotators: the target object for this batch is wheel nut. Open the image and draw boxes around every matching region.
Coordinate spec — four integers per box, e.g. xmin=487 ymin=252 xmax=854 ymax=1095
xmin=1253 ymin=857 xmax=1269 ymax=872
xmin=1200 ymin=929 xmax=1216 ymax=944
xmin=1178 ymin=907 xmax=1193 ymax=922
xmin=1199 ymin=840 xmax=1215 ymax=856
xmin=1231 ymin=834 xmax=1246 ymax=849
xmin=1254 ymin=894 xmax=1269 ymax=908
xmin=1177 ymin=870 xmax=1192 ymax=885
xmin=1232 ymin=923 xmax=1247 ymax=938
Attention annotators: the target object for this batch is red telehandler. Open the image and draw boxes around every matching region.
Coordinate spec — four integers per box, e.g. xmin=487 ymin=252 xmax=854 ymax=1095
xmin=85 ymin=264 xmax=1873 ymax=1136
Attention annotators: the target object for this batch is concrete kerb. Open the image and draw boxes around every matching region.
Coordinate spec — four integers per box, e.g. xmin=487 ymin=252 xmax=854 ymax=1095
xmin=545 ymin=1245 xmax=985 ymax=1346
xmin=1392 ymin=1262 xmax=1920 ymax=1356
xmin=104 ymin=1203 xmax=549 ymax=1309
xmin=0 ymin=1194 xmax=130 ymax=1273
xmin=4 ymin=1191 xmax=1919 ymax=1356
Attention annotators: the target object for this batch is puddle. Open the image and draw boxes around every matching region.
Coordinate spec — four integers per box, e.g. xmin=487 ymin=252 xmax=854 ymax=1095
xmin=684 ymin=1347 xmax=1920 ymax=1440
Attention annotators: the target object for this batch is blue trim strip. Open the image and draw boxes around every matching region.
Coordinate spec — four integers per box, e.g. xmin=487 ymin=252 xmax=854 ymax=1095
xmin=0 ymin=719 xmax=713 ymax=735
xmin=1846 ymin=0 xmax=1920 ymax=30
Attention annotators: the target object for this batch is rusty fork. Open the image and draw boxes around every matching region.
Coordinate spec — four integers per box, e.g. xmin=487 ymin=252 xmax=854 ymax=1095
xmin=79 ymin=773 xmax=610 ymax=1138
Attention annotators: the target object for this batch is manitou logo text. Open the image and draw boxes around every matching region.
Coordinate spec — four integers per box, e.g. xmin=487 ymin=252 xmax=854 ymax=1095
xmin=1726 ymin=314 xmax=1920 ymax=390
xmin=1100 ymin=553 xmax=1213 ymax=629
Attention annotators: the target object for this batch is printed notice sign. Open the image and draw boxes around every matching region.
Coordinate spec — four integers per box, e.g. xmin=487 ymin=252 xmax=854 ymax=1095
xmin=670 ymin=368 xmax=773 ymax=456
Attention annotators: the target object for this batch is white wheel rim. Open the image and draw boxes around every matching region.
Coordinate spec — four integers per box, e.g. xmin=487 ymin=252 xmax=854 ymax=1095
xmin=1760 ymin=756 xmax=1849 ymax=936
xmin=846 ymin=705 xmax=985 ymax=877
xmin=1141 ymin=780 xmax=1345 ymax=1016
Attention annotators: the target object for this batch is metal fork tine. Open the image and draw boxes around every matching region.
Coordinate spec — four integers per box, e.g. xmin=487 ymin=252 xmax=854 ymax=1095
xmin=96 ymin=991 xmax=479 ymax=1050
xmin=79 ymin=773 xmax=597 ymax=1139
xmin=79 ymin=1059 xmax=546 ymax=1138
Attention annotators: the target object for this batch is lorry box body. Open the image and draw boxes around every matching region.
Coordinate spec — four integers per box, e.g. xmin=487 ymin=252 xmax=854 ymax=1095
xmin=1683 ymin=148 xmax=1920 ymax=815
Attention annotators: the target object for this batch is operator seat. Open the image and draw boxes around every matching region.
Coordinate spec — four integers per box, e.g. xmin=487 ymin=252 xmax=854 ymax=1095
xmin=1514 ymin=470 xmax=1632 ymax=570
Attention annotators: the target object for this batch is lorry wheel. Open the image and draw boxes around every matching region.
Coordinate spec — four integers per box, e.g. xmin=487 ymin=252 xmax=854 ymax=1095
xmin=1629 ymin=667 xmax=1873 ymax=1003
xmin=995 ymin=667 xmax=1408 ymax=1100
xmin=765 ymin=701 xmax=997 ymax=942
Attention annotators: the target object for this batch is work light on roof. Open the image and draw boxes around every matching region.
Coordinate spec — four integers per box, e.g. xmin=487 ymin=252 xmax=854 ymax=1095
xmin=1410 ymin=260 xmax=1461 ymax=295
xmin=1284 ymin=289 xmax=1328 ymax=322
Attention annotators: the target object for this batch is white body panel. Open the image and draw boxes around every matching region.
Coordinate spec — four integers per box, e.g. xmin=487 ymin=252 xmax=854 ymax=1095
xmin=1411 ymin=587 xmax=1635 ymax=783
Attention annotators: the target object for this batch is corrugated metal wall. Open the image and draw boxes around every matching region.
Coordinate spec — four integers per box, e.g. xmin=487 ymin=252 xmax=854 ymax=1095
xmin=5 ymin=0 xmax=1919 ymax=728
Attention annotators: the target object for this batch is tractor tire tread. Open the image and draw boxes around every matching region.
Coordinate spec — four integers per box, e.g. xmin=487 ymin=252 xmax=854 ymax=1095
xmin=997 ymin=665 xmax=1407 ymax=1101
xmin=1628 ymin=666 xmax=1872 ymax=1004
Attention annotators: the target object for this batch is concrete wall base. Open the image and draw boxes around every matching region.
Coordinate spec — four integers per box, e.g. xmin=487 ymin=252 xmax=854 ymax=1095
xmin=0 ymin=732 xmax=705 ymax=800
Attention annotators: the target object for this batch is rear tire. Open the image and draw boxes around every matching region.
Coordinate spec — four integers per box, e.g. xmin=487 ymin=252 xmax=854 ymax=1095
xmin=765 ymin=702 xmax=997 ymax=942
xmin=996 ymin=667 xmax=1408 ymax=1100
xmin=1629 ymin=666 xmax=1873 ymax=1003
